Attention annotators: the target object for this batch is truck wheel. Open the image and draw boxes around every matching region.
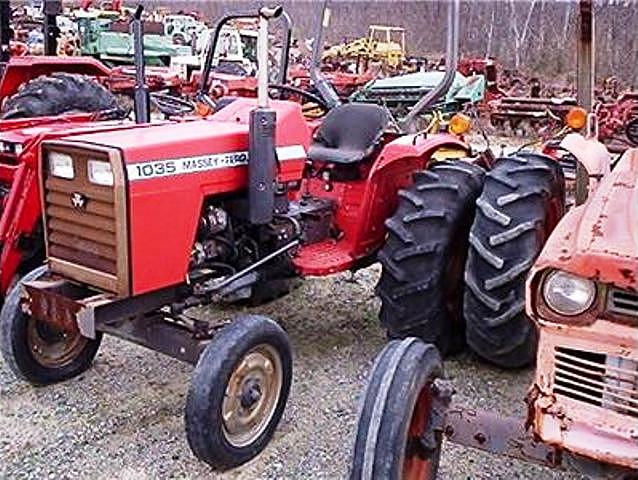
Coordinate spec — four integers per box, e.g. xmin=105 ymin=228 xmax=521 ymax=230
xmin=464 ymin=153 xmax=564 ymax=368
xmin=1 ymin=73 xmax=121 ymax=120
xmin=350 ymin=338 xmax=449 ymax=480
xmin=0 ymin=266 xmax=102 ymax=385
xmin=185 ymin=315 xmax=292 ymax=470
xmin=377 ymin=160 xmax=485 ymax=354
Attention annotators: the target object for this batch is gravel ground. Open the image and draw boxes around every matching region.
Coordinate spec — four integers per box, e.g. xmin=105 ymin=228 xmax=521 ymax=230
xmin=0 ymin=267 xmax=588 ymax=480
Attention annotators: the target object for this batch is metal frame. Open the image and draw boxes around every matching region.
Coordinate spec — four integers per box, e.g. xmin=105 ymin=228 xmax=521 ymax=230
xmin=443 ymin=405 xmax=561 ymax=469
xmin=442 ymin=405 xmax=635 ymax=478
xmin=22 ymin=274 xmax=210 ymax=364
xmin=197 ymin=10 xmax=293 ymax=101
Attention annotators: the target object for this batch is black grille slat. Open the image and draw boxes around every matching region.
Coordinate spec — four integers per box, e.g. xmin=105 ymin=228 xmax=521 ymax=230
xmin=608 ymin=288 xmax=638 ymax=317
xmin=553 ymin=346 xmax=638 ymax=418
xmin=49 ymin=244 xmax=116 ymax=274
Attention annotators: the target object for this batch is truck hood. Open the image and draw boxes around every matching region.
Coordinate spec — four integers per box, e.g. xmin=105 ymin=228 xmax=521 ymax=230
xmin=532 ymin=149 xmax=638 ymax=291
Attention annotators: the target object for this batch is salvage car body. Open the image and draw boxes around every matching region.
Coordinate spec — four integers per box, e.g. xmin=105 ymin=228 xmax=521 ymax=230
xmin=525 ymin=147 xmax=638 ymax=471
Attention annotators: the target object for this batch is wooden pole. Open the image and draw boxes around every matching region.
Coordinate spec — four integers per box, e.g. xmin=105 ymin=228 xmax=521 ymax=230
xmin=576 ymin=0 xmax=594 ymax=205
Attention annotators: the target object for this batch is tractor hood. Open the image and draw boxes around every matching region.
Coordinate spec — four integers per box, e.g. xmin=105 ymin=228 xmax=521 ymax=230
xmin=532 ymin=149 xmax=638 ymax=291
xmin=57 ymin=98 xmax=311 ymax=165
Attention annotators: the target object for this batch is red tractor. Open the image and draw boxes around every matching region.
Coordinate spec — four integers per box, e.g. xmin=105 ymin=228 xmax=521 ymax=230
xmin=0 ymin=3 xmax=485 ymax=470
xmin=595 ymin=91 xmax=638 ymax=153
xmin=0 ymin=4 xmax=302 ymax=309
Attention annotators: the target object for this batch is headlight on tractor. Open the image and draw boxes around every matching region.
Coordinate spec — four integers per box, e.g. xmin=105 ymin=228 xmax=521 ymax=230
xmin=87 ymin=159 xmax=114 ymax=186
xmin=542 ymin=270 xmax=596 ymax=316
xmin=48 ymin=152 xmax=74 ymax=179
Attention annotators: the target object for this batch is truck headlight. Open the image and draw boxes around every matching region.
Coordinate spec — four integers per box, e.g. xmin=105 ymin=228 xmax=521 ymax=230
xmin=542 ymin=270 xmax=596 ymax=316
xmin=87 ymin=160 xmax=114 ymax=186
xmin=49 ymin=152 xmax=74 ymax=179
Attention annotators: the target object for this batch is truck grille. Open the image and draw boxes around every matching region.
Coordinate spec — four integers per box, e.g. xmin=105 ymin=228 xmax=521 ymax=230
xmin=608 ymin=288 xmax=638 ymax=318
xmin=42 ymin=144 xmax=128 ymax=294
xmin=553 ymin=346 xmax=638 ymax=418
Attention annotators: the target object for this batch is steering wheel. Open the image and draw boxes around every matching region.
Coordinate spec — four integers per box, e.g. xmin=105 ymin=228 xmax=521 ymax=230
xmin=267 ymin=84 xmax=330 ymax=116
xmin=150 ymin=92 xmax=195 ymax=117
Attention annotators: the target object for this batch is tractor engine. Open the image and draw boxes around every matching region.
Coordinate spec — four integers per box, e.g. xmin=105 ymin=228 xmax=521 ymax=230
xmin=186 ymin=194 xmax=334 ymax=302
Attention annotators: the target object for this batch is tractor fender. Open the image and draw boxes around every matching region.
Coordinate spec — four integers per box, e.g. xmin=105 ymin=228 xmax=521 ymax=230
xmin=348 ymin=133 xmax=469 ymax=259
xmin=0 ymin=56 xmax=112 ymax=103
xmin=559 ymin=132 xmax=610 ymax=192
xmin=369 ymin=132 xmax=469 ymax=178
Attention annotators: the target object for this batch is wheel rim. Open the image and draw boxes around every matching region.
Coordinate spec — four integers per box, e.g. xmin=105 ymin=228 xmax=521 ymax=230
xmin=221 ymin=344 xmax=283 ymax=448
xmin=26 ymin=317 xmax=87 ymax=369
xmin=402 ymin=384 xmax=438 ymax=480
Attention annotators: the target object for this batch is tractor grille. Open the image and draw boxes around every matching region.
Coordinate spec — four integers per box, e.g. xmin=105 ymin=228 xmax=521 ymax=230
xmin=42 ymin=145 xmax=128 ymax=294
xmin=608 ymin=288 xmax=638 ymax=318
xmin=553 ymin=346 xmax=638 ymax=418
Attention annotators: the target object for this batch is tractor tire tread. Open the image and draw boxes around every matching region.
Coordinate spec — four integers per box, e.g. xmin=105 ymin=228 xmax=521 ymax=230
xmin=377 ymin=160 xmax=485 ymax=355
xmin=464 ymin=154 xmax=565 ymax=368
xmin=1 ymin=73 xmax=120 ymax=120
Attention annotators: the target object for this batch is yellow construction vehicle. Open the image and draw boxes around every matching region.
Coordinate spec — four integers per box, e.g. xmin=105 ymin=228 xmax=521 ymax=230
xmin=323 ymin=24 xmax=406 ymax=69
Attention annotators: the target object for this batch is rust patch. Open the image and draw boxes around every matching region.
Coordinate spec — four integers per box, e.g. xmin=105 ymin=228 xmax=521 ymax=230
xmin=525 ymin=384 xmax=542 ymax=430
xmin=591 ymin=222 xmax=604 ymax=238
xmin=612 ymin=180 xmax=634 ymax=189
xmin=619 ymin=268 xmax=636 ymax=283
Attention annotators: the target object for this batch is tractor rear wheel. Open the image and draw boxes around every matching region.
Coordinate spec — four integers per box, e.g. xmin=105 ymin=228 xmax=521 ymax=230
xmin=0 ymin=266 xmax=102 ymax=385
xmin=464 ymin=153 xmax=564 ymax=368
xmin=185 ymin=315 xmax=292 ymax=470
xmin=376 ymin=160 xmax=485 ymax=355
xmin=1 ymin=73 xmax=122 ymax=120
xmin=350 ymin=338 xmax=450 ymax=480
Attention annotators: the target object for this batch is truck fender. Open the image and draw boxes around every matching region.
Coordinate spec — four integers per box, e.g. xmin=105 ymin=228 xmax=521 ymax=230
xmin=559 ymin=133 xmax=610 ymax=192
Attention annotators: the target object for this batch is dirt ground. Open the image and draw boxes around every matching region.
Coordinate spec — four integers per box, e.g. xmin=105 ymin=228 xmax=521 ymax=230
xmin=0 ymin=267 xmax=587 ymax=480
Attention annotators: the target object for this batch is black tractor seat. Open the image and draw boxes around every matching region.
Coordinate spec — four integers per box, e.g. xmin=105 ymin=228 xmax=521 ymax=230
xmin=308 ymin=103 xmax=389 ymax=165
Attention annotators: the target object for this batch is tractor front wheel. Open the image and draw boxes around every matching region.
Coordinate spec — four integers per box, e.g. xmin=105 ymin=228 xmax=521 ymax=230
xmin=376 ymin=160 xmax=485 ymax=354
xmin=0 ymin=266 xmax=102 ymax=385
xmin=350 ymin=338 xmax=450 ymax=480
xmin=463 ymin=153 xmax=565 ymax=368
xmin=185 ymin=315 xmax=292 ymax=470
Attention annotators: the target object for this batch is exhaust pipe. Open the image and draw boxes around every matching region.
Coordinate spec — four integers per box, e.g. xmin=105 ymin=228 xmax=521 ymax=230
xmin=132 ymin=5 xmax=150 ymax=124
xmin=43 ymin=1 xmax=62 ymax=57
xmin=0 ymin=1 xmax=11 ymax=72
xmin=310 ymin=1 xmax=340 ymax=109
xmin=402 ymin=0 xmax=460 ymax=132
xmin=248 ymin=5 xmax=283 ymax=224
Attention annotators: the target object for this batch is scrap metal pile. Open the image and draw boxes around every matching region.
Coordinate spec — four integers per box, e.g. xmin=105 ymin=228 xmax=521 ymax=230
xmin=3 ymin=1 xmax=638 ymax=151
